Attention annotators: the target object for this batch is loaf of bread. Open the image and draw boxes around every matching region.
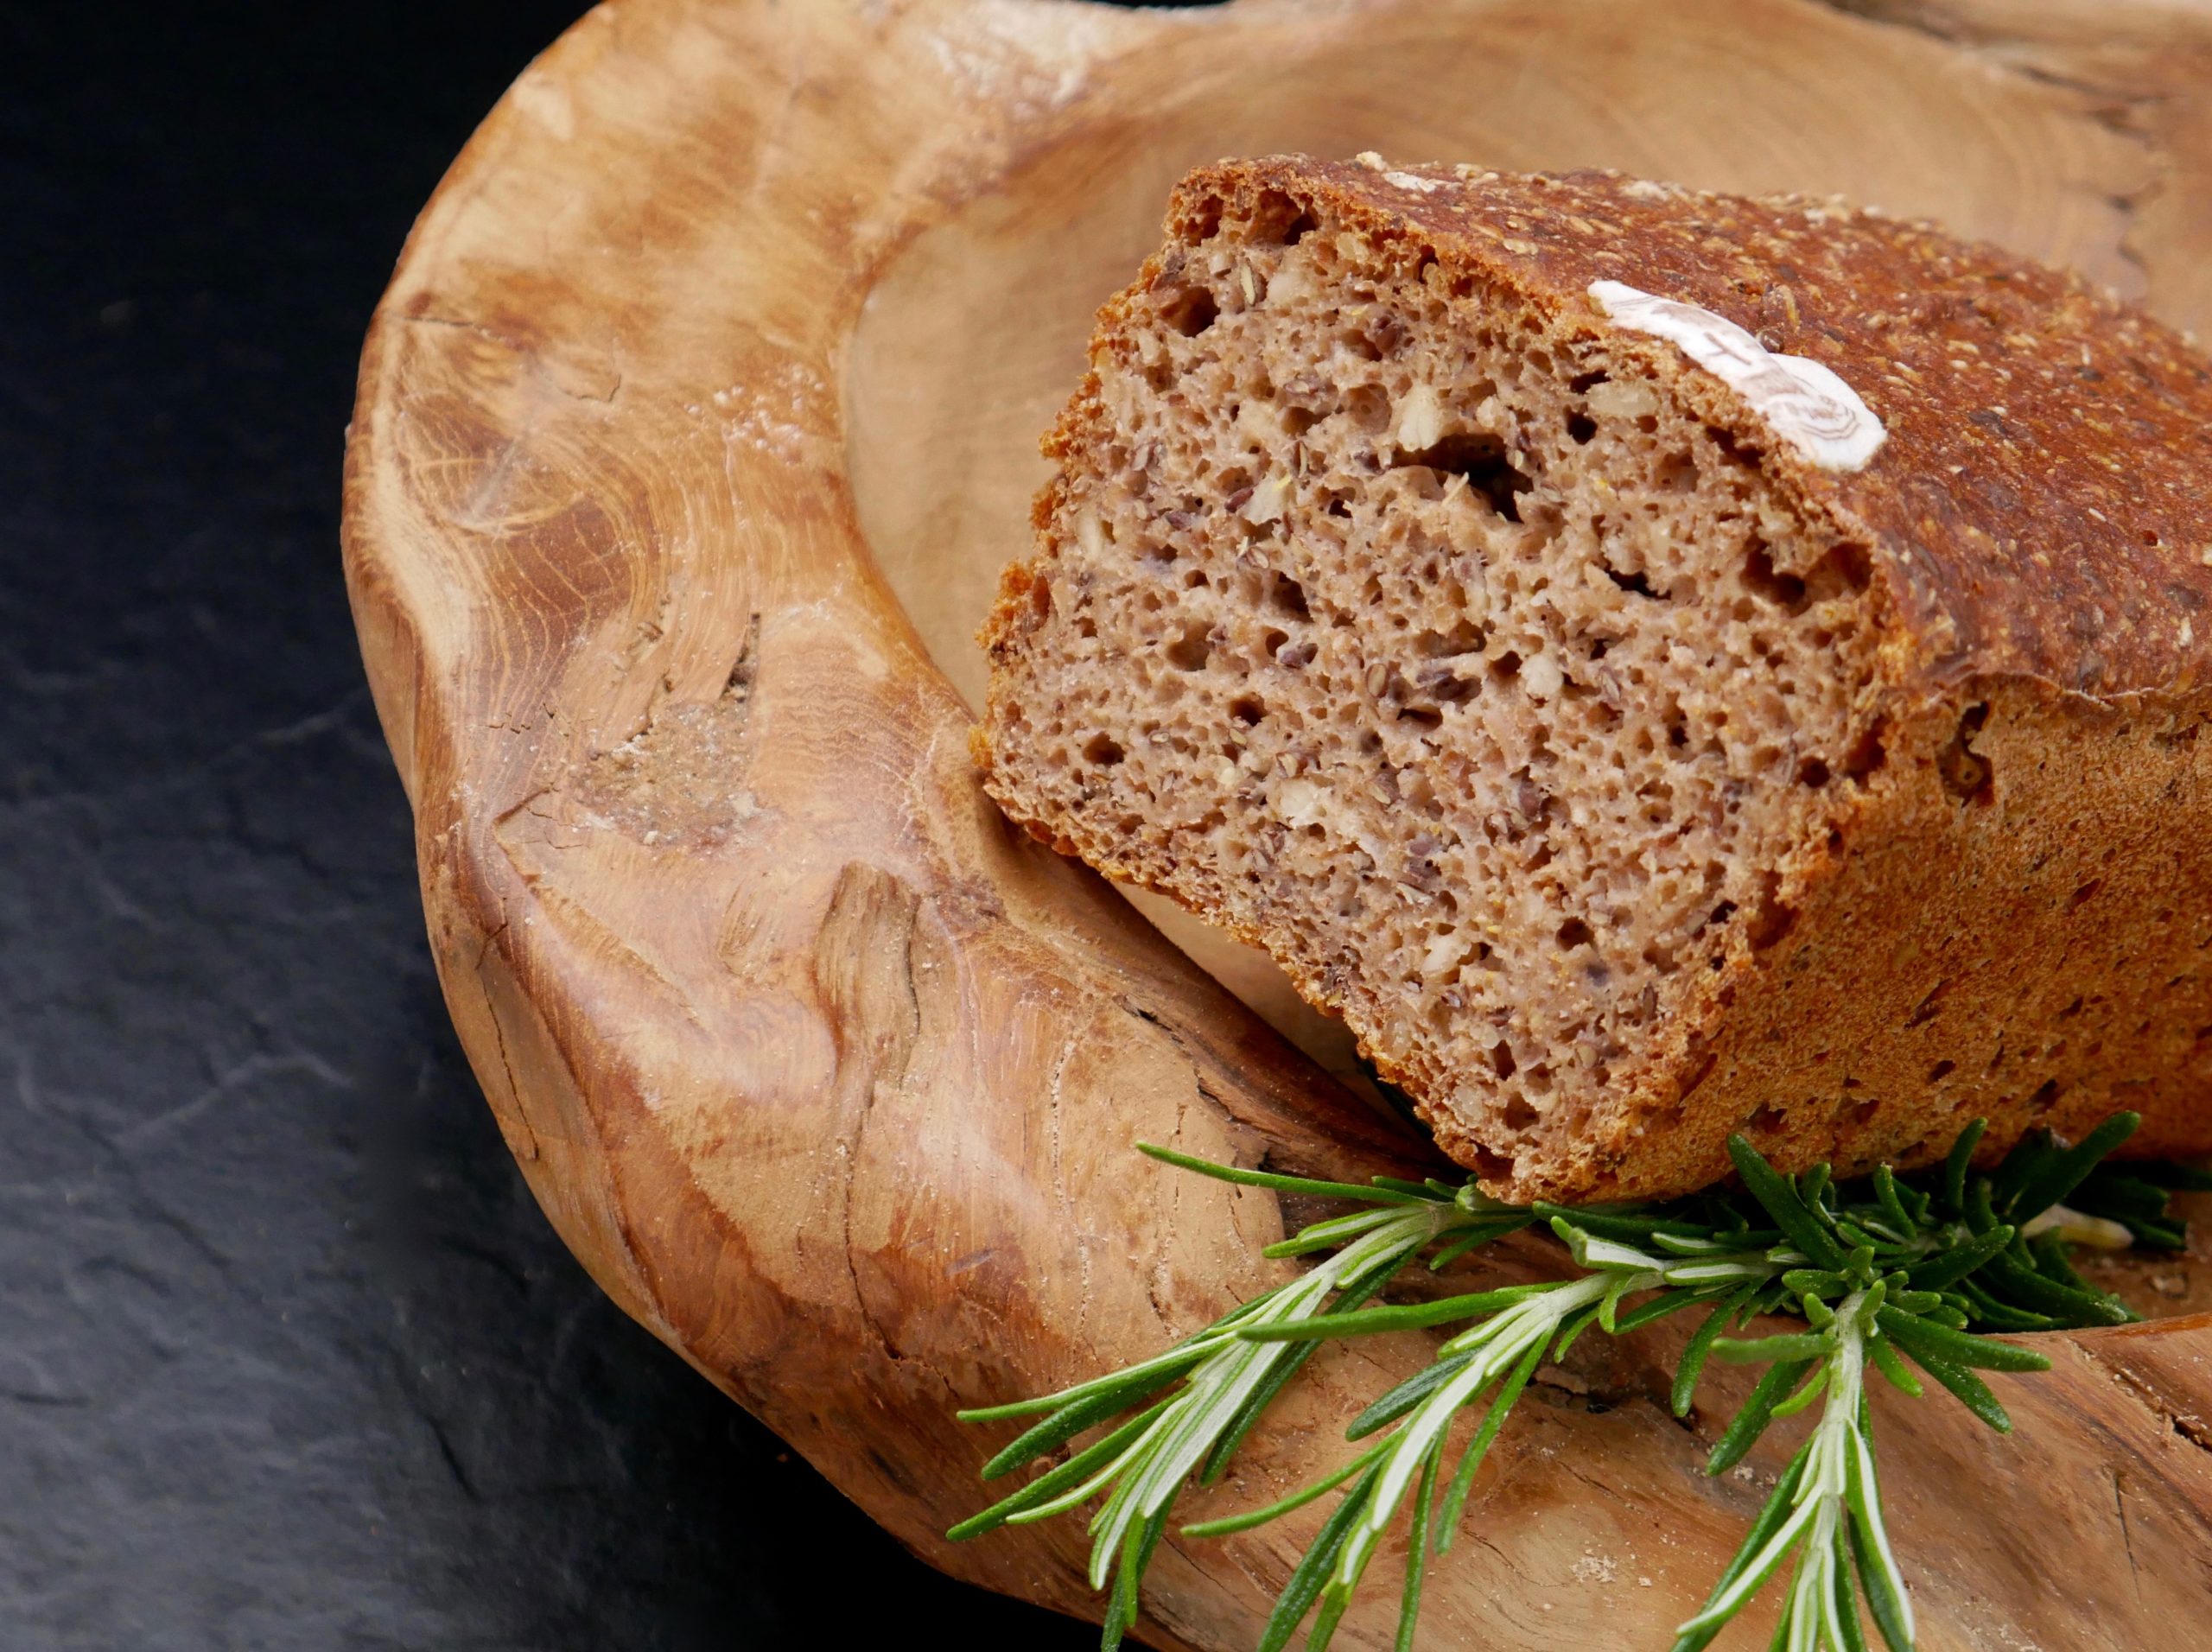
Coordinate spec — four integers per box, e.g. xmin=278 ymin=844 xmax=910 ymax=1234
xmin=976 ymin=156 xmax=2212 ymax=1202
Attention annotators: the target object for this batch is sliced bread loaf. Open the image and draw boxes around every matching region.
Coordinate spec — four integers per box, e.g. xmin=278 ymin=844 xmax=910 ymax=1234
xmin=976 ymin=156 xmax=2212 ymax=1201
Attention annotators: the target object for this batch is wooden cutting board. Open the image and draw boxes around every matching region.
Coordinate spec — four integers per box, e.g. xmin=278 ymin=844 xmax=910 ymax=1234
xmin=341 ymin=2 xmax=2212 ymax=1645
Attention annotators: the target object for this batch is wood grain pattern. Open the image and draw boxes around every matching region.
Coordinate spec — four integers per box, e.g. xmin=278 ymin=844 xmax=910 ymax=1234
xmin=343 ymin=2 xmax=2212 ymax=1644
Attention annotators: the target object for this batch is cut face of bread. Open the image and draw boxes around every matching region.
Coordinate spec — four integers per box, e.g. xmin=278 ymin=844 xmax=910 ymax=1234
xmin=979 ymin=158 xmax=2212 ymax=1200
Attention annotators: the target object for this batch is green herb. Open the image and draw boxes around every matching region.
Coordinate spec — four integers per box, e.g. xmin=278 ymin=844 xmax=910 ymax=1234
xmin=952 ymin=1113 xmax=2196 ymax=1649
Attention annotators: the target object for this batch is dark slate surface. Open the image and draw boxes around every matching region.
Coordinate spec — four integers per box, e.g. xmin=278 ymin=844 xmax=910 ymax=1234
xmin=0 ymin=3 xmax=1194 ymax=1645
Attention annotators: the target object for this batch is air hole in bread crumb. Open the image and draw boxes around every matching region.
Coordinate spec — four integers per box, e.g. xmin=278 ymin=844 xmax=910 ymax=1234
xmin=2069 ymin=878 xmax=2103 ymax=911
xmin=1503 ymin=1097 xmax=1539 ymax=1131
xmin=1229 ymin=694 xmax=1265 ymax=726
xmin=1417 ymin=618 xmax=1483 ymax=657
xmin=1491 ymin=1039 xmax=1518 ymax=1080
xmin=1841 ymin=718 xmax=1889 ymax=779
xmin=1905 ymin=980 xmax=1952 ymax=1029
xmin=1332 ymin=390 xmax=1386 ymax=436
xmin=1465 ymin=1144 xmax=1514 ymax=1181
xmin=1567 ymin=411 xmax=1597 ymax=444
xmin=1746 ymin=1102 xmax=1786 ymax=1134
xmin=1246 ymin=189 xmax=1318 ymax=246
xmin=1557 ymin=918 xmax=1593 ymax=949
xmin=1747 ymin=886 xmax=1796 ymax=949
xmin=1162 ymin=286 xmax=1218 ymax=336
xmin=1936 ymin=703 xmax=1993 ymax=804
xmin=1796 ymin=757 xmax=1830 ymax=788
xmin=1927 ymin=1059 xmax=1955 ymax=1083
xmin=1165 ymin=621 xmax=1211 ymax=671
xmin=1811 ymin=541 xmax=1872 ymax=595
xmin=1389 ymin=432 xmax=1533 ymax=520
xmin=2027 ymin=1078 xmax=2063 ymax=1111
xmin=1743 ymin=539 xmax=1809 ymax=613
xmin=1705 ymin=424 xmax=1763 ymax=467
xmin=1084 ymin=734 xmax=1125 ymax=767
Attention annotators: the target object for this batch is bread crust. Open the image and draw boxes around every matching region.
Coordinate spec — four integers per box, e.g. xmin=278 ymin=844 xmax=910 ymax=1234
xmin=1214 ymin=157 xmax=2212 ymax=699
xmin=981 ymin=157 xmax=2212 ymax=1199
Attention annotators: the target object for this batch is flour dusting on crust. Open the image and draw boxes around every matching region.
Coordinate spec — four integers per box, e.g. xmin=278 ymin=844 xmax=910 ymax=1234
xmin=1589 ymin=279 xmax=1886 ymax=473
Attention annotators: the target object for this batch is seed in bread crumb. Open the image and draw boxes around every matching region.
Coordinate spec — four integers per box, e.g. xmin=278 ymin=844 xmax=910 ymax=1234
xmin=1393 ymin=383 xmax=1446 ymax=451
xmin=1586 ymin=378 xmax=1660 ymax=421
xmin=1243 ymin=474 xmax=1291 ymax=524
xmin=1277 ymin=778 xmax=1325 ymax=829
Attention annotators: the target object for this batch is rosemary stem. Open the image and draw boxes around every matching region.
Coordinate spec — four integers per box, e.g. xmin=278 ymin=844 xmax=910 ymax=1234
xmin=1675 ymin=1288 xmax=1914 ymax=1652
xmin=1084 ymin=1200 xmax=1459 ymax=1592
xmin=1336 ymin=1269 xmax=1648 ymax=1593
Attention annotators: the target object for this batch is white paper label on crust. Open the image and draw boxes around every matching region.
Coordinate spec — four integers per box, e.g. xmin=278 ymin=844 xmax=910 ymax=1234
xmin=1587 ymin=280 xmax=1887 ymax=473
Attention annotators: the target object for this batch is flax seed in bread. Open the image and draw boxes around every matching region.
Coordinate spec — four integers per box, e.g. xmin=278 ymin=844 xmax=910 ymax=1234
xmin=976 ymin=156 xmax=2212 ymax=1203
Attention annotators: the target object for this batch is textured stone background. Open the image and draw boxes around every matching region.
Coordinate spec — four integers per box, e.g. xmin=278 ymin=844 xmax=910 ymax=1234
xmin=0 ymin=3 xmax=1132 ymax=1645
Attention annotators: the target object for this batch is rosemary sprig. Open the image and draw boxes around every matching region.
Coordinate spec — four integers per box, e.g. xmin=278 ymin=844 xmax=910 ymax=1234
xmin=951 ymin=1112 xmax=2196 ymax=1650
xmin=948 ymin=1148 xmax=1529 ymax=1646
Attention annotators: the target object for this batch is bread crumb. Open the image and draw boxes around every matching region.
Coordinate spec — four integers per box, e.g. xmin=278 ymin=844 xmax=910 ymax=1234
xmin=1572 ymin=1553 xmax=1619 ymax=1584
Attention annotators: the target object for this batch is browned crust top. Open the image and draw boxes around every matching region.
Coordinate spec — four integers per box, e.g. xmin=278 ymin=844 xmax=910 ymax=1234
xmin=1174 ymin=156 xmax=2212 ymax=702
